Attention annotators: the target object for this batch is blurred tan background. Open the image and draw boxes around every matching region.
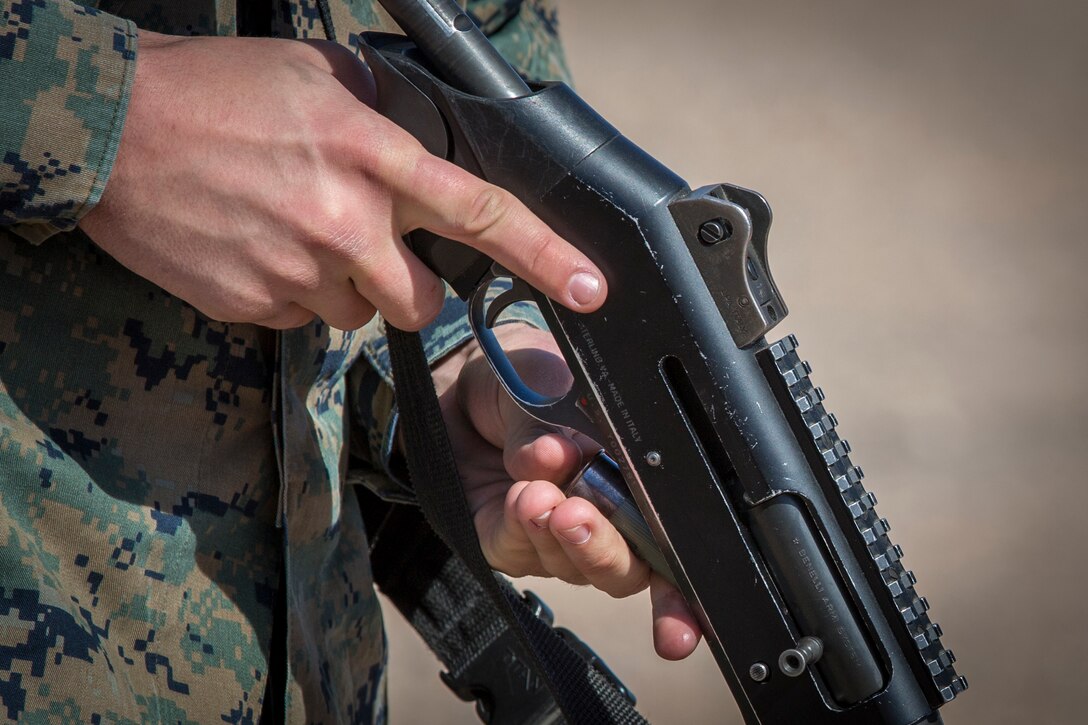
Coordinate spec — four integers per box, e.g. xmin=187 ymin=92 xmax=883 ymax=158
xmin=383 ymin=1 xmax=1088 ymax=722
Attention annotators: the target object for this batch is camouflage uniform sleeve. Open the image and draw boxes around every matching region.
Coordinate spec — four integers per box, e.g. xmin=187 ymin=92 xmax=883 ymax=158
xmin=466 ymin=0 xmax=572 ymax=83
xmin=0 ymin=0 xmax=137 ymax=243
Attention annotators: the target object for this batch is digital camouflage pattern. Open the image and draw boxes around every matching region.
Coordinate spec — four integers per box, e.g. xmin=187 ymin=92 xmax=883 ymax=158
xmin=0 ymin=0 xmax=136 ymax=243
xmin=0 ymin=0 xmax=565 ymax=722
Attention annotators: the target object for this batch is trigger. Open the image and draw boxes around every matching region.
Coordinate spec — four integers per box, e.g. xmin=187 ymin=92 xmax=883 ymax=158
xmin=485 ymin=279 xmax=535 ymax=328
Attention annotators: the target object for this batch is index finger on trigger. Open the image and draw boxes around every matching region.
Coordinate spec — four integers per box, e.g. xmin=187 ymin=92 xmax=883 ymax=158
xmin=393 ymin=152 xmax=607 ymax=312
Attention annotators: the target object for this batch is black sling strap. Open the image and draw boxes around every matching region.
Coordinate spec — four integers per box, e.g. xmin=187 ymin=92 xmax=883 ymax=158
xmin=381 ymin=325 xmax=648 ymax=725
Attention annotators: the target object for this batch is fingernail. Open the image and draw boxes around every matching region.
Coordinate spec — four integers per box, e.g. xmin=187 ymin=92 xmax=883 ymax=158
xmin=531 ymin=510 xmax=552 ymax=529
xmin=559 ymin=524 xmax=591 ymax=545
xmin=568 ymin=272 xmax=602 ymax=306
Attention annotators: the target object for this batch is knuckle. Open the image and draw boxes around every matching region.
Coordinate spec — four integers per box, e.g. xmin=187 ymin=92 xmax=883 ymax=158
xmin=278 ymin=262 xmax=323 ymax=295
xmin=393 ymin=314 xmax=429 ymax=333
xmin=371 ymin=131 xmax=424 ymax=189
xmin=299 ymin=203 xmax=364 ymax=258
xmin=196 ymin=304 xmax=233 ymax=324
xmin=302 ymin=104 xmax=344 ymax=150
xmin=396 ymin=309 xmax=428 ymax=332
xmin=506 ymin=562 xmax=535 ymax=579
xmin=492 ymin=550 xmax=534 ymax=579
xmin=390 ymin=311 xmax=425 ymax=333
xmin=420 ymin=277 xmax=447 ymax=318
xmin=541 ymin=558 xmax=578 ymax=582
xmin=189 ymin=293 xmax=234 ymax=323
xmin=522 ymin=228 xmax=554 ymax=278
xmin=264 ymin=309 xmax=317 ymax=330
xmin=332 ymin=304 xmax=377 ymax=331
xmin=580 ymin=546 xmax=623 ymax=580
xmin=395 ymin=279 xmax=445 ymax=331
xmin=605 ymin=570 xmax=650 ymax=599
xmin=347 ymin=306 xmax=378 ymax=330
xmin=221 ymin=293 xmax=277 ymax=325
xmin=459 ymin=187 xmax=510 ymax=237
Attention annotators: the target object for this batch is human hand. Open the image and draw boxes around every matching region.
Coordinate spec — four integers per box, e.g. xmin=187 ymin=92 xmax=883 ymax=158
xmin=80 ymin=33 xmax=605 ymax=330
xmin=431 ymin=323 xmax=702 ymax=660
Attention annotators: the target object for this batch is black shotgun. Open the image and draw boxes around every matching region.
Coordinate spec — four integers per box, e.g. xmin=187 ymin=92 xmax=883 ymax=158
xmin=363 ymin=1 xmax=967 ymax=722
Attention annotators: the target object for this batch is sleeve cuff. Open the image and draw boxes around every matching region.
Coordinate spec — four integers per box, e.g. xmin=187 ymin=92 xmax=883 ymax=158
xmin=1 ymin=1 xmax=138 ymax=242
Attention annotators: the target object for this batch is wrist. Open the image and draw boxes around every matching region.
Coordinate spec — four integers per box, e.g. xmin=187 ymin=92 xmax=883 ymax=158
xmin=79 ymin=28 xmax=177 ymax=237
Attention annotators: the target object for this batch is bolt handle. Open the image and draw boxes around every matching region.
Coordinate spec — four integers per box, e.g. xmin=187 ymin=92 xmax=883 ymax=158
xmin=780 ymin=636 xmax=825 ymax=677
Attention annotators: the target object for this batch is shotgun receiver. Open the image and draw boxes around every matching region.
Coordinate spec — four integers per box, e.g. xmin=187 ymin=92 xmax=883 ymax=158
xmin=362 ymin=1 xmax=967 ymax=722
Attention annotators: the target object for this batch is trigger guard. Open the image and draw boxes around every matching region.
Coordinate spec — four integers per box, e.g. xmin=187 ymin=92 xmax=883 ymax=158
xmin=485 ymin=279 xmax=534 ymax=329
xmin=469 ymin=277 xmax=598 ymax=437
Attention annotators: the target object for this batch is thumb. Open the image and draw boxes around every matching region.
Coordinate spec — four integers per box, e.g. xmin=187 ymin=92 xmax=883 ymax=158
xmin=501 ymin=408 xmax=583 ymax=485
